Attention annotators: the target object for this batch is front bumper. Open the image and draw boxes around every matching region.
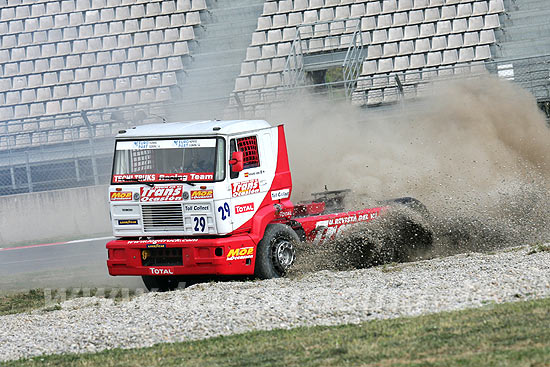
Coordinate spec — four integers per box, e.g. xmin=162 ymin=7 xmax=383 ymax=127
xmin=106 ymin=235 xmax=257 ymax=277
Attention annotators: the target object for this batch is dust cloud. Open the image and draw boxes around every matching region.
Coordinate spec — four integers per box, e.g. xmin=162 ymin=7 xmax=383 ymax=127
xmin=273 ymin=76 xmax=550 ymax=265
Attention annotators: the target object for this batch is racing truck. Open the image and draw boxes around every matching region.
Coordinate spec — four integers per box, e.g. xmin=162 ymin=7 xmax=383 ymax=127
xmin=106 ymin=120 xmax=431 ymax=291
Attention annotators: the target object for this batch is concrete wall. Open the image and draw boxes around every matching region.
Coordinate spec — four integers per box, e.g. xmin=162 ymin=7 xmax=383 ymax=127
xmin=0 ymin=185 xmax=111 ymax=246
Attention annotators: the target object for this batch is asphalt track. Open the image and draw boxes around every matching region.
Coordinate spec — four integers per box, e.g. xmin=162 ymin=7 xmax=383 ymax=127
xmin=0 ymin=237 xmax=143 ymax=291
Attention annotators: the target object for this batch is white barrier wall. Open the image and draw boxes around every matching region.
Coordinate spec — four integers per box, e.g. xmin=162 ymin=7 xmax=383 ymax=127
xmin=0 ymin=185 xmax=111 ymax=247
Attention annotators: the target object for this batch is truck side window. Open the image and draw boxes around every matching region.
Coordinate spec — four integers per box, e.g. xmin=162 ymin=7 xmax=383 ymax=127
xmin=230 ymin=139 xmax=238 ymax=179
xmin=230 ymin=136 xmax=260 ymax=179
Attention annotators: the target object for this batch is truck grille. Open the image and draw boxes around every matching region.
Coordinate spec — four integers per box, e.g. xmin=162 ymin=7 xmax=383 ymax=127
xmin=141 ymin=204 xmax=184 ymax=232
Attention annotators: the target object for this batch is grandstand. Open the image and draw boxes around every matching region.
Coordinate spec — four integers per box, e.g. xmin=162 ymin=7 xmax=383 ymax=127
xmin=0 ymin=0 xmax=549 ymax=195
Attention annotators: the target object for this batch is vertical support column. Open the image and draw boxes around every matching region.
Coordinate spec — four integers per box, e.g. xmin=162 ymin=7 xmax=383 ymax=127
xmin=25 ymin=151 xmax=33 ymax=193
xmin=90 ymin=139 xmax=99 ymax=186
xmin=10 ymin=166 xmax=16 ymax=190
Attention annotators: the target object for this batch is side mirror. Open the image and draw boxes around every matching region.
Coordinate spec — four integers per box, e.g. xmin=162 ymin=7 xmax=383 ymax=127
xmin=229 ymin=151 xmax=244 ymax=172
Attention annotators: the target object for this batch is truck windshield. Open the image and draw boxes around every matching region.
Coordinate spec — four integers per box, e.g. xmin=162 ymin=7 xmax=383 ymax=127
xmin=112 ymin=138 xmax=225 ymax=184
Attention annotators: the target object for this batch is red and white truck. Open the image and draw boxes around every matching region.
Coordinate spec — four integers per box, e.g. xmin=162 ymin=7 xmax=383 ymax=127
xmin=106 ymin=120 xmax=430 ymax=290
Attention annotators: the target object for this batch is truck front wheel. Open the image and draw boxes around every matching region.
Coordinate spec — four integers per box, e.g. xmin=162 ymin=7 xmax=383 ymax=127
xmin=254 ymin=224 xmax=299 ymax=279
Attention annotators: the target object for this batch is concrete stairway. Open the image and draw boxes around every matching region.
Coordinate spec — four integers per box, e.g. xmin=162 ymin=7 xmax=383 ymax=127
xmin=165 ymin=0 xmax=265 ymax=121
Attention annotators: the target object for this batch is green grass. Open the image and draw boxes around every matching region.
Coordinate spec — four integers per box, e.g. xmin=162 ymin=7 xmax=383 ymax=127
xmin=5 ymin=297 xmax=550 ymax=367
xmin=527 ymin=243 xmax=550 ymax=255
xmin=0 ymin=288 xmax=139 ymax=316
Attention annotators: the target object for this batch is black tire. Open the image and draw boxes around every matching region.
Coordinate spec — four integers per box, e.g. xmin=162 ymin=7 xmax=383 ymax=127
xmin=141 ymin=276 xmax=180 ymax=292
xmin=254 ymin=224 xmax=299 ymax=279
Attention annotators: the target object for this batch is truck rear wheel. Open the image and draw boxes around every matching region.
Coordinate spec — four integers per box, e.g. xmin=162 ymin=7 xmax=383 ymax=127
xmin=255 ymin=224 xmax=299 ymax=279
xmin=141 ymin=276 xmax=179 ymax=292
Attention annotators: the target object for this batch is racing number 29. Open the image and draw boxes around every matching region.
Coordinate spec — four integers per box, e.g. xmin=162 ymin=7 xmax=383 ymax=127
xmin=193 ymin=216 xmax=206 ymax=232
xmin=218 ymin=202 xmax=230 ymax=221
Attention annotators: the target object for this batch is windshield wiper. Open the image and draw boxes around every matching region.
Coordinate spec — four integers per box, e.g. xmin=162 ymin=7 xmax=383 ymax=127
xmin=157 ymin=177 xmax=196 ymax=186
xmin=116 ymin=178 xmax=155 ymax=187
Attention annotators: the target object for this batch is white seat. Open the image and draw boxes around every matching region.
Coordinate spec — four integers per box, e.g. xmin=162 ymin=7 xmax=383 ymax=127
xmin=413 ymin=0 xmax=429 ymax=9
xmin=308 ymin=0 xmax=323 ymax=9
xmin=59 ymin=70 xmax=73 ymax=83
xmin=399 ymin=40 xmax=414 ymax=55
xmin=32 ymin=3 xmax=46 ymax=16
xmin=273 ymin=14 xmax=287 ymax=28
xmin=367 ymin=89 xmax=383 ymax=105
xmin=45 ymin=101 xmax=60 ymax=115
xmin=116 ymin=6 xmax=130 ymax=19
xmin=441 ymin=5 xmax=456 ymax=20
xmin=81 ymin=53 xmax=97 ymax=67
xmin=246 ymin=47 xmax=261 ymax=60
xmin=436 ymin=21 xmax=452 ymax=35
xmin=174 ymin=41 xmax=189 ymax=56
xmin=420 ymin=23 xmax=435 ymax=38
xmin=272 ymin=57 xmax=285 ymax=72
xmin=139 ymin=89 xmax=154 ymax=104
xmin=99 ymin=79 xmax=114 ymax=92
xmin=362 ymin=60 xmax=377 ymax=75
xmin=393 ymin=56 xmax=409 ymax=71
xmin=378 ymin=58 xmax=394 ymax=73
xmin=457 ymin=3 xmax=472 ymax=18
xmin=30 ymin=102 xmax=46 ymax=116
xmin=388 ymin=27 xmax=403 ymax=42
xmin=131 ymin=76 xmax=146 ymax=89
xmin=335 ymin=6 xmax=351 ymax=20
xmin=426 ymin=51 xmax=442 ymax=66
xmin=330 ymin=21 xmax=345 ymax=35
xmin=366 ymin=2 xmax=382 ymax=16
xmin=101 ymin=8 xmax=115 ymax=21
xmin=6 ymin=91 xmax=21 ymax=104
xmin=468 ymin=16 xmax=483 ymax=32
xmin=458 ymin=47 xmax=474 ymax=62
xmin=382 ymin=0 xmax=398 ymax=13
xmin=277 ymin=42 xmax=291 ymax=57
xmin=191 ymin=0 xmax=207 ymax=11
xmin=156 ymin=87 xmax=171 ymax=102
xmin=88 ymin=38 xmax=102 ymax=51
xmin=130 ymin=4 xmax=145 ymax=18
xmin=69 ymin=83 xmax=84 ymax=97
xmin=378 ymin=14 xmax=392 ymax=28
xmin=251 ymin=32 xmax=266 ymax=46
xmin=177 ymin=0 xmax=192 ymax=11
xmin=109 ymin=92 xmax=124 ymax=107
xmin=308 ymin=38 xmax=324 ymax=52
xmin=53 ymin=85 xmax=68 ymax=99
xmin=92 ymin=94 xmax=107 ymax=109
xmin=263 ymin=1 xmax=277 ymax=15
xmin=96 ymin=51 xmax=111 ymax=64
xmin=115 ymin=78 xmax=130 ymax=91
xmin=361 ymin=17 xmax=376 ymax=31
xmin=44 ymin=72 xmax=58 ymax=85
xmin=181 ymin=27 xmax=195 ymax=40
xmin=429 ymin=0 xmax=444 ymax=6
xmin=84 ymin=81 xmax=99 ymax=94
xmin=431 ymin=36 xmax=446 ymax=51
xmin=345 ymin=19 xmax=359 ymax=33
xmin=463 ymin=31 xmax=480 ymax=47
xmin=475 ymin=45 xmax=491 ymax=60
xmin=444 ymin=0 xmax=459 ymax=4
xmin=257 ymin=17 xmax=272 ymax=30
xmin=90 ymin=66 xmax=105 ymax=79
xmin=303 ymin=10 xmax=318 ymax=23
xmin=147 ymin=1 xmax=161 ymax=14
xmin=283 ymin=27 xmax=297 ymax=41
xmin=261 ymin=44 xmax=276 ymax=58
xmin=314 ymin=23 xmax=329 ymax=37
xmin=351 ymin=3 xmax=366 ymax=17
xmin=149 ymin=30 xmax=163 ymax=43
xmin=256 ymin=59 xmax=271 ymax=73
xmin=442 ymin=49 xmax=458 ymax=65
xmin=152 ymin=58 xmax=167 ymax=72
xmin=484 ymin=14 xmax=500 ymax=29
xmin=398 ymin=0 xmax=413 ymax=11
xmin=268 ymin=29 xmax=282 ymax=43
xmin=234 ymin=77 xmax=250 ymax=91
xmin=408 ymin=10 xmax=423 ymax=24
xmin=23 ymin=60 xmax=37 ymax=73
xmin=121 ymin=62 xmax=137 ymax=76
xmin=448 ymin=33 xmax=463 ymax=48
xmin=410 ymin=53 xmax=426 ymax=68
xmin=320 ymin=8 xmax=334 ymax=21
xmin=403 ymin=25 xmax=419 ymax=40
xmin=266 ymin=73 xmax=282 ymax=87
xmin=367 ymin=45 xmax=383 ymax=59
xmin=112 ymin=50 xmax=126 ymax=63
xmin=424 ymin=8 xmax=439 ymax=22
xmin=172 ymin=13 xmax=186 ymax=26
xmin=250 ymin=75 xmax=265 ymax=89
xmin=37 ymin=87 xmax=52 ymax=100
xmin=294 ymin=0 xmax=307 ymax=11
xmin=288 ymin=12 xmax=302 ymax=27
xmin=383 ymin=42 xmax=398 ymax=57
xmin=480 ymin=29 xmax=495 ymax=44
xmin=146 ymin=74 xmax=161 ymax=86
xmin=156 ymin=15 xmax=170 ymax=28
xmin=77 ymin=97 xmax=92 ymax=110
xmin=393 ymin=12 xmax=408 ymax=27
xmin=488 ymin=0 xmax=504 ymax=14
xmin=452 ymin=18 xmax=467 ymax=33
xmin=86 ymin=9 xmax=100 ymax=23
xmin=186 ymin=12 xmax=201 ymax=25
xmin=473 ymin=1 xmax=488 ymax=16
xmin=372 ymin=30 xmax=388 ymax=44
xmin=13 ymin=76 xmax=27 ymax=89
xmin=141 ymin=18 xmax=155 ymax=31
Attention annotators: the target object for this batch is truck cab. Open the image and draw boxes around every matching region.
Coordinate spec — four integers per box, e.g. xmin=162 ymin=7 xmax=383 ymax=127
xmin=106 ymin=120 xmax=295 ymax=289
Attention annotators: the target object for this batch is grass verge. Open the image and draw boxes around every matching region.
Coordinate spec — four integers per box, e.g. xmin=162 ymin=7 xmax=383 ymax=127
xmin=0 ymin=288 xmax=139 ymax=316
xmin=5 ymin=297 xmax=550 ymax=367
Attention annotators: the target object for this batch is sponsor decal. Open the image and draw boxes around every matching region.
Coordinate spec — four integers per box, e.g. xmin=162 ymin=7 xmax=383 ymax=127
xmin=244 ymin=172 xmax=248 ymax=177
xmin=276 ymin=210 xmax=293 ymax=218
xmin=127 ymin=239 xmax=199 ymax=244
xmin=235 ymin=203 xmax=254 ymax=214
xmin=184 ymin=204 xmax=210 ymax=211
xmin=110 ymin=191 xmax=132 ymax=201
xmin=232 ymin=179 xmax=260 ymax=197
xmin=271 ymin=188 xmax=290 ymax=201
xmin=140 ymin=185 xmax=183 ymax=202
xmin=312 ymin=210 xmax=382 ymax=244
xmin=190 ymin=190 xmax=214 ymax=200
xmin=246 ymin=169 xmax=265 ymax=177
xmin=146 ymin=243 xmax=166 ymax=249
xmin=116 ymin=139 xmax=217 ymax=150
xmin=226 ymin=247 xmax=254 ymax=261
xmin=113 ymin=173 xmax=214 ymax=183
xmin=118 ymin=219 xmax=138 ymax=225
xmin=149 ymin=267 xmax=174 ymax=275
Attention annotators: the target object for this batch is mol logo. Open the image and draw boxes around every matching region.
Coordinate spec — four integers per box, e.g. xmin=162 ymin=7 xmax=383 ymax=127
xmin=110 ymin=191 xmax=132 ymax=201
xmin=190 ymin=190 xmax=213 ymax=200
xmin=226 ymin=247 xmax=254 ymax=261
